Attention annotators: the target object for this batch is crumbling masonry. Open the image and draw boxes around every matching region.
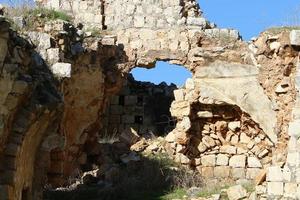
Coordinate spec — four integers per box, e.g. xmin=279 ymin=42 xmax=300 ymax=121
xmin=1 ymin=0 xmax=300 ymax=199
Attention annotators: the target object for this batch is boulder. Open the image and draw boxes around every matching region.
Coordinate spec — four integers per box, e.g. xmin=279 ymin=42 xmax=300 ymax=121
xmin=119 ymin=127 xmax=140 ymax=146
xmin=226 ymin=185 xmax=247 ymax=200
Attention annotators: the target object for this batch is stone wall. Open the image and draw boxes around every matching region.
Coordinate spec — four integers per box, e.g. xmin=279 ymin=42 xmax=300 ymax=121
xmin=42 ymin=0 xmax=210 ymax=30
xmin=102 ymin=75 xmax=177 ymax=138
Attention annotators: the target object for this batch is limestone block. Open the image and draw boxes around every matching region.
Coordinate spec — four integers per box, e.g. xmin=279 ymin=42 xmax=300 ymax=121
xmin=197 ymin=111 xmax=213 ymax=118
xmin=282 ymin=167 xmax=292 ymax=182
xmin=228 ymin=121 xmax=241 ymax=132
xmin=290 ymin=30 xmax=300 ymax=46
xmin=287 ymin=152 xmax=300 ymax=167
xmin=50 ymin=62 xmax=71 ymax=78
xmin=170 ymin=101 xmax=190 ymax=117
xmin=256 ymin=185 xmax=266 ymax=195
xmin=246 ymin=168 xmax=263 ymax=180
xmin=240 ymin=132 xmax=251 ymax=144
xmin=47 ymin=48 xmax=60 ymax=65
xmin=202 ymin=136 xmax=216 ymax=148
xmin=226 ymin=185 xmax=247 ymax=200
xmin=267 ymin=166 xmax=283 ymax=182
xmin=288 ymin=120 xmax=300 ymax=137
xmin=124 ymin=95 xmax=137 ymax=106
xmin=214 ymin=166 xmax=230 ymax=178
xmin=197 ymin=142 xmax=207 ymax=153
xmin=173 ymin=89 xmax=185 ymax=101
xmin=187 ymin=17 xmax=207 ymax=27
xmin=284 ymin=183 xmax=297 ymax=199
xmin=231 ymin=168 xmax=246 ymax=179
xmin=101 ymin=35 xmax=117 ymax=45
xmin=200 ymin=167 xmax=214 ymax=178
xmin=229 ymin=155 xmax=246 ymax=168
xmin=216 ymin=154 xmax=229 ymax=166
xmin=201 ymin=155 xmax=216 ymax=167
xmin=134 ymin=16 xmax=145 ymax=27
xmin=220 ymin=145 xmax=237 ymax=155
xmin=267 ymin=182 xmax=284 ymax=196
xmin=248 ymin=157 xmax=262 ymax=168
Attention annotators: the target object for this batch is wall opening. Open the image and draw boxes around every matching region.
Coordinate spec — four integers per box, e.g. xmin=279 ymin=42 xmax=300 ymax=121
xmin=101 ymin=61 xmax=192 ymax=138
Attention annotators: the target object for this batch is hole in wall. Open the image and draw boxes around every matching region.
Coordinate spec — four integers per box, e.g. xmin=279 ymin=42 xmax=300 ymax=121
xmin=101 ymin=61 xmax=192 ymax=138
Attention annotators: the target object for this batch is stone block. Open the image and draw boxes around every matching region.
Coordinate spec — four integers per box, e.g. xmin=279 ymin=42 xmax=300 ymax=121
xmin=201 ymin=155 xmax=216 ymax=167
xmin=229 ymin=155 xmax=246 ymax=168
xmin=200 ymin=167 xmax=214 ymax=178
xmin=173 ymin=89 xmax=185 ymax=101
xmin=288 ymin=120 xmax=300 ymax=137
xmin=287 ymin=152 xmax=300 ymax=167
xmin=50 ymin=62 xmax=71 ymax=78
xmin=216 ymin=154 xmax=229 ymax=166
xmin=267 ymin=166 xmax=283 ymax=182
xmin=247 ymin=156 xmax=262 ymax=168
xmin=214 ymin=166 xmax=230 ymax=178
xmin=231 ymin=168 xmax=246 ymax=179
xmin=226 ymin=185 xmax=247 ymax=200
xmin=246 ymin=168 xmax=263 ymax=180
xmin=256 ymin=185 xmax=266 ymax=195
xmin=267 ymin=182 xmax=284 ymax=196
xmin=290 ymin=30 xmax=300 ymax=46
xmin=284 ymin=183 xmax=297 ymax=199
xmin=220 ymin=145 xmax=237 ymax=155
xmin=228 ymin=121 xmax=241 ymax=132
xmin=124 ymin=95 xmax=137 ymax=106
xmin=110 ymin=105 xmax=123 ymax=115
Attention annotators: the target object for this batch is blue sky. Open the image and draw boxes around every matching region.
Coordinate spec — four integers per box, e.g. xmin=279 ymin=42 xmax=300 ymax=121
xmin=133 ymin=0 xmax=300 ymax=86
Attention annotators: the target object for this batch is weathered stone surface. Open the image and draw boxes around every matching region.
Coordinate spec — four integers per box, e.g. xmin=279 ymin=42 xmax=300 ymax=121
xmin=216 ymin=154 xmax=229 ymax=166
xmin=290 ymin=30 xmax=300 ymax=46
xmin=195 ymin=62 xmax=277 ymax=143
xmin=248 ymin=156 xmax=262 ymax=168
xmin=267 ymin=182 xmax=284 ymax=196
xmin=226 ymin=185 xmax=247 ymax=200
xmin=267 ymin=166 xmax=283 ymax=182
xmin=229 ymin=155 xmax=246 ymax=168
xmin=50 ymin=63 xmax=72 ymax=78
xmin=201 ymin=155 xmax=216 ymax=167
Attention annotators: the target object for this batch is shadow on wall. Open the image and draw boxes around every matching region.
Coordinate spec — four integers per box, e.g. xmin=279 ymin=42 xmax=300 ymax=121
xmin=100 ymin=62 xmax=192 ymax=138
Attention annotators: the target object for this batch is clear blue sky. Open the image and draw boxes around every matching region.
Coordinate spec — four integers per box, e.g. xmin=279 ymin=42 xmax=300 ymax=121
xmin=133 ymin=0 xmax=300 ymax=86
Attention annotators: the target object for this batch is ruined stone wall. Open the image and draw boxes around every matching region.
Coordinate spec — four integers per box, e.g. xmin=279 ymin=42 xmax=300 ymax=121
xmin=43 ymin=0 xmax=208 ymax=30
xmin=102 ymin=75 xmax=176 ymax=137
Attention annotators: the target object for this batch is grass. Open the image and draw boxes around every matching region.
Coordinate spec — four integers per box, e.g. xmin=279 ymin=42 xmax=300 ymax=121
xmin=25 ymin=7 xmax=72 ymax=22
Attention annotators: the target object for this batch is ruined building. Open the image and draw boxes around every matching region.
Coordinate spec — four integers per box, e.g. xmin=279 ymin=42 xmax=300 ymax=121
xmin=1 ymin=0 xmax=300 ymax=199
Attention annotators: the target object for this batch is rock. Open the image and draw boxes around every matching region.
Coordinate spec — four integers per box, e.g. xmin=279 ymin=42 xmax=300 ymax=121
xmin=173 ymin=89 xmax=185 ymax=101
xmin=197 ymin=111 xmax=213 ymax=118
xmin=214 ymin=166 xmax=230 ymax=178
xmin=12 ymin=16 xmax=26 ymax=29
xmin=226 ymin=185 xmax=247 ymax=200
xmin=228 ymin=121 xmax=241 ymax=132
xmin=197 ymin=142 xmax=207 ymax=153
xmin=130 ymin=139 xmax=148 ymax=152
xmin=165 ymin=131 xmax=176 ymax=142
xmin=284 ymin=183 xmax=297 ymax=199
xmin=229 ymin=155 xmax=246 ymax=168
xmin=50 ymin=62 xmax=72 ymax=78
xmin=290 ymin=30 xmax=300 ymax=46
xmin=201 ymin=155 xmax=216 ymax=167
xmin=248 ymin=156 xmax=262 ymax=168
xmin=267 ymin=166 xmax=283 ymax=182
xmin=195 ymin=62 xmax=278 ymax=143
xmin=220 ymin=145 xmax=237 ymax=155
xmin=216 ymin=154 xmax=229 ymax=166
xmin=240 ymin=132 xmax=251 ymax=144
xmin=101 ymin=35 xmax=117 ymax=45
xmin=202 ymin=136 xmax=216 ymax=148
xmin=267 ymin=182 xmax=284 ymax=196
xmin=119 ymin=127 xmax=140 ymax=146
